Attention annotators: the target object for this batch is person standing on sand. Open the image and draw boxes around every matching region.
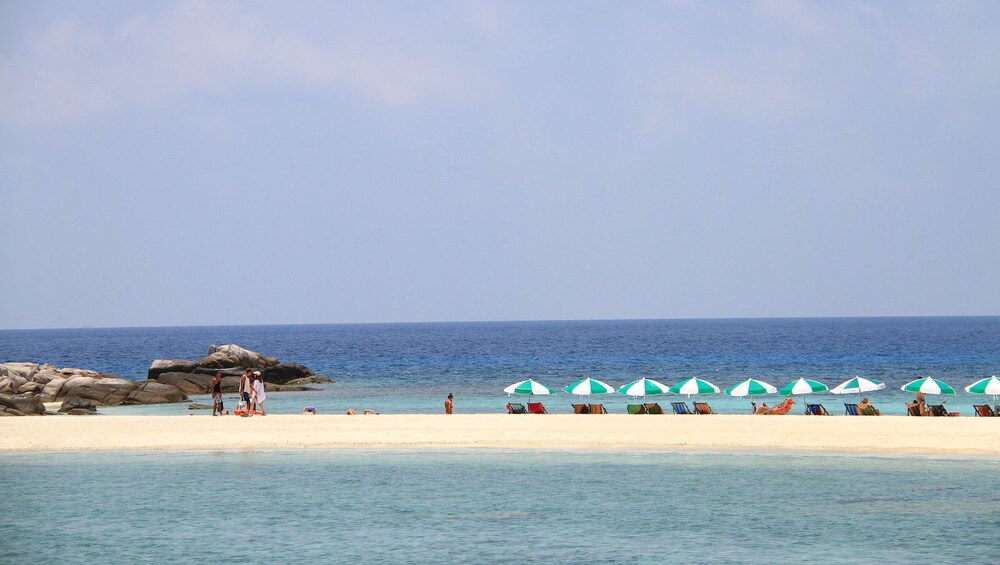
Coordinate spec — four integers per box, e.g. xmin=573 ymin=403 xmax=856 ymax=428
xmin=239 ymin=368 xmax=252 ymax=410
xmin=211 ymin=371 xmax=224 ymax=416
xmin=251 ymin=371 xmax=266 ymax=415
xmin=445 ymin=393 xmax=454 ymax=414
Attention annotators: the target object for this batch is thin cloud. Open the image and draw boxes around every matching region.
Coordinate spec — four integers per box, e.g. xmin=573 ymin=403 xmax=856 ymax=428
xmin=0 ymin=1 xmax=500 ymax=126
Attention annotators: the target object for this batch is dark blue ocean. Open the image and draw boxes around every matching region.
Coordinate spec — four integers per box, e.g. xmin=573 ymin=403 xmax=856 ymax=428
xmin=1 ymin=317 xmax=998 ymax=415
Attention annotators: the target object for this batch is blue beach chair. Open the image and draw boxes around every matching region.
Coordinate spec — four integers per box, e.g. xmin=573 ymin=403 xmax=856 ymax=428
xmin=806 ymin=404 xmax=830 ymax=415
xmin=671 ymin=402 xmax=696 ymax=415
xmin=844 ymin=403 xmax=860 ymax=416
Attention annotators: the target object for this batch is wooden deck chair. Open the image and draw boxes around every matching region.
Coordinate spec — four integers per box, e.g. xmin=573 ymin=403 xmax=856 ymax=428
xmin=627 ymin=403 xmax=648 ymax=414
xmin=589 ymin=403 xmax=608 ymax=414
xmin=928 ymin=404 xmax=950 ymax=417
xmin=844 ymin=403 xmax=861 ymax=416
xmin=859 ymin=404 xmax=880 ymax=416
xmin=506 ymin=402 xmax=526 ymax=414
xmin=527 ymin=402 xmax=548 ymax=414
xmin=973 ymin=404 xmax=996 ymax=417
xmin=573 ymin=403 xmax=590 ymax=414
xmin=645 ymin=403 xmax=665 ymax=414
xmin=693 ymin=402 xmax=716 ymax=415
xmin=806 ymin=403 xmax=830 ymax=415
xmin=906 ymin=403 xmax=922 ymax=416
xmin=671 ymin=402 xmax=696 ymax=415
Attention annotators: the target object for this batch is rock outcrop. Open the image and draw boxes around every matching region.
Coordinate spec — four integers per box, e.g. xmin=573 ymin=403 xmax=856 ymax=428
xmin=0 ymin=344 xmax=327 ymax=416
xmin=0 ymin=363 xmax=191 ymax=415
xmin=147 ymin=344 xmax=328 ymax=387
xmin=0 ymin=393 xmax=46 ymax=416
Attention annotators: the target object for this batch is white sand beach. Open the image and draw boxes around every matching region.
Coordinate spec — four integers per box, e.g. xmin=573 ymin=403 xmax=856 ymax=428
xmin=1 ymin=414 xmax=997 ymax=455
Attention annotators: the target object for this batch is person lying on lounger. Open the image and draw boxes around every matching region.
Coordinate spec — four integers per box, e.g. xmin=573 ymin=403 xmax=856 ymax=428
xmin=764 ymin=398 xmax=794 ymax=415
xmin=345 ymin=409 xmax=378 ymax=415
xmin=858 ymin=398 xmax=880 ymax=415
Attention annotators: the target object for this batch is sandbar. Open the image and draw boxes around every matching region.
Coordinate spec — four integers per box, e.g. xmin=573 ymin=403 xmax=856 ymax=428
xmin=0 ymin=414 xmax=997 ymax=455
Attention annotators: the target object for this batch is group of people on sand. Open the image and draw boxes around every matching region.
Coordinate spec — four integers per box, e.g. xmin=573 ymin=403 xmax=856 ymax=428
xmin=210 ymin=369 xmax=266 ymax=416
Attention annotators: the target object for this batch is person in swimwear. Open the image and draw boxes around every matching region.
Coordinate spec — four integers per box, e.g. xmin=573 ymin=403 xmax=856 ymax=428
xmin=211 ymin=371 xmax=224 ymax=416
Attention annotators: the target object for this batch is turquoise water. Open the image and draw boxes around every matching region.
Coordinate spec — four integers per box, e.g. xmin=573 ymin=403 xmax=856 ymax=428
xmin=1 ymin=450 xmax=997 ymax=563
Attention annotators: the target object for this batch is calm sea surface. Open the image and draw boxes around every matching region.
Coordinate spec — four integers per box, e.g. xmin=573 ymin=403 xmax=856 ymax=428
xmin=2 ymin=319 xmax=998 ymax=562
xmin=1 ymin=450 xmax=997 ymax=563
xmin=1 ymin=317 xmax=998 ymax=415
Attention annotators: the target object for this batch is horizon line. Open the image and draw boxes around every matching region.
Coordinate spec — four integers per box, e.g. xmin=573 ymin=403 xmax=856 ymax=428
xmin=2 ymin=313 xmax=998 ymax=332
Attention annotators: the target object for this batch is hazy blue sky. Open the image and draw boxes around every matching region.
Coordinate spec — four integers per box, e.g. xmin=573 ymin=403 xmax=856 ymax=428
xmin=2 ymin=1 xmax=998 ymax=329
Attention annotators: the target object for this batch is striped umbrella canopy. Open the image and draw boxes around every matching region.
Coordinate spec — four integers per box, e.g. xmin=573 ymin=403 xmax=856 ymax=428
xmin=965 ymin=375 xmax=1000 ymax=401
xmin=563 ymin=378 xmax=616 ymax=396
xmin=830 ymin=376 xmax=885 ymax=402
xmin=618 ymin=378 xmax=671 ymax=397
xmin=669 ymin=377 xmax=720 ymax=397
xmin=779 ymin=377 xmax=829 ymax=396
xmin=724 ymin=378 xmax=777 ymax=398
xmin=901 ymin=377 xmax=956 ymax=396
xmin=504 ymin=378 xmax=555 ymax=397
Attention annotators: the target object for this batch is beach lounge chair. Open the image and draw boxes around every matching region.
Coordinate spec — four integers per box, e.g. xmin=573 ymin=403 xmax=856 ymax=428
xmin=806 ymin=403 xmax=830 ymax=415
xmin=928 ymin=404 xmax=953 ymax=417
xmin=844 ymin=403 xmax=860 ymax=416
xmin=859 ymin=404 xmax=880 ymax=416
xmin=645 ymin=403 xmax=665 ymax=414
xmin=627 ymin=403 xmax=648 ymax=414
xmin=765 ymin=398 xmax=794 ymax=415
xmin=589 ymin=404 xmax=608 ymax=414
xmin=506 ymin=402 xmax=526 ymax=414
xmin=906 ymin=404 xmax=922 ymax=416
xmin=973 ymin=404 xmax=996 ymax=417
xmin=527 ymin=402 xmax=548 ymax=414
xmin=573 ymin=403 xmax=591 ymax=414
xmin=693 ymin=402 xmax=716 ymax=415
xmin=671 ymin=402 xmax=696 ymax=415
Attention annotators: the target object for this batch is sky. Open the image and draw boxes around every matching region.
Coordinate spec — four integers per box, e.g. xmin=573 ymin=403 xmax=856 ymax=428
xmin=1 ymin=0 xmax=999 ymax=329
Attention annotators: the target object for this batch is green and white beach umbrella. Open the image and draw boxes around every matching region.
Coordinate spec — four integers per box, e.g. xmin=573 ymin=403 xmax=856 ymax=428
xmin=668 ymin=377 xmax=720 ymax=397
xmin=724 ymin=377 xmax=777 ymax=398
xmin=504 ymin=378 xmax=555 ymax=397
xmin=563 ymin=378 xmax=616 ymax=396
xmin=901 ymin=377 xmax=956 ymax=396
xmin=965 ymin=375 xmax=1000 ymax=401
xmin=830 ymin=376 xmax=885 ymax=401
xmin=779 ymin=377 xmax=829 ymax=396
xmin=617 ymin=377 xmax=671 ymax=397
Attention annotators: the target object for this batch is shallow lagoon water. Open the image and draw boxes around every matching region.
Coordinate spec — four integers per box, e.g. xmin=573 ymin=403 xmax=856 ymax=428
xmin=1 ymin=450 xmax=997 ymax=563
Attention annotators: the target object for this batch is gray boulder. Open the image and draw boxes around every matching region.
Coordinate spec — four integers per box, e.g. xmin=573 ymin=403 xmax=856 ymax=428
xmin=285 ymin=376 xmax=334 ymax=385
xmin=262 ymin=363 xmax=315 ymax=384
xmin=0 ymin=393 xmax=46 ymax=415
xmin=59 ymin=397 xmax=98 ymax=414
xmin=147 ymin=359 xmax=198 ymax=380
xmin=125 ymin=382 xmax=188 ymax=405
xmin=197 ymin=344 xmax=279 ymax=370
xmin=156 ymin=372 xmax=213 ymax=394
xmin=39 ymin=377 xmax=68 ymax=402
xmin=62 ymin=378 xmax=138 ymax=405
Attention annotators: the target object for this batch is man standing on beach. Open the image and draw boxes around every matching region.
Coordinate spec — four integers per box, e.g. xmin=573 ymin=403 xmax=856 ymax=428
xmin=211 ymin=371 xmax=223 ymax=416
xmin=445 ymin=393 xmax=453 ymax=414
xmin=239 ymin=368 xmax=252 ymax=410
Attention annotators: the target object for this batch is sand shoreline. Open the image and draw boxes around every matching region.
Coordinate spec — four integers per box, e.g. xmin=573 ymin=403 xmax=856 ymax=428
xmin=1 ymin=414 xmax=997 ymax=456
